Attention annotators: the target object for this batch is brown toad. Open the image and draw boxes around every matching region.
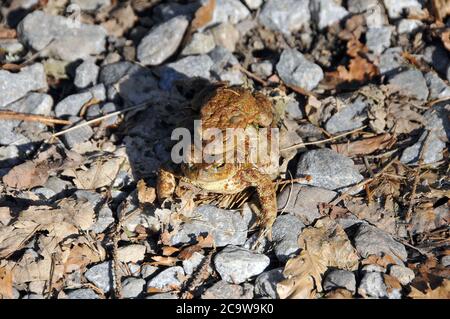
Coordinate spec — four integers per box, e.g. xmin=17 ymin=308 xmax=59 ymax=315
xmin=157 ymin=85 xmax=279 ymax=241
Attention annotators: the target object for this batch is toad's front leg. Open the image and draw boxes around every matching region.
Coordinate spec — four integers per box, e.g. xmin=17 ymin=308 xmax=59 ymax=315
xmin=240 ymin=168 xmax=277 ymax=242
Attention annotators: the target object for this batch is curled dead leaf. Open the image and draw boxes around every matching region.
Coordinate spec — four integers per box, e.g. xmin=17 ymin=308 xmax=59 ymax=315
xmin=191 ymin=0 xmax=216 ymax=31
xmin=137 ymin=179 xmax=156 ymax=205
xmin=331 ymin=133 xmax=395 ymax=157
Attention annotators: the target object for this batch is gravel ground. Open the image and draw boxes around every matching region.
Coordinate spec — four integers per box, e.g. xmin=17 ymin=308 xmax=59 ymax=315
xmin=0 ymin=0 xmax=449 ymax=299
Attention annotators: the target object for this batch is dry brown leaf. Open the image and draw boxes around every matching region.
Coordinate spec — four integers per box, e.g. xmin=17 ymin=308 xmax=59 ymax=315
xmin=277 ymin=249 xmax=327 ymax=299
xmin=63 ymin=243 xmax=105 ymax=273
xmin=137 ymin=179 xmax=156 ymax=204
xmin=68 ymin=157 xmax=123 ymax=189
xmin=384 ymin=274 xmax=402 ymax=295
xmin=298 ymin=217 xmax=360 ymax=271
xmin=191 ymin=0 xmax=216 ymax=31
xmin=331 ymin=134 xmax=395 ymax=157
xmin=277 ymin=218 xmax=359 ymax=299
xmin=162 ymin=246 xmax=180 ymax=256
xmin=101 ymin=4 xmax=138 ymax=37
xmin=408 ymin=279 xmax=450 ymax=299
xmin=0 ymin=27 xmax=16 ymax=39
xmin=432 ymin=0 xmax=450 ymax=22
xmin=441 ymin=30 xmax=450 ymax=51
xmin=304 ymin=95 xmax=322 ymax=126
xmin=178 ymin=234 xmax=214 ymax=260
xmin=0 ymin=267 xmax=13 ymax=299
xmin=361 ymin=254 xmax=399 ymax=269
xmin=3 ymin=146 xmax=83 ymax=190
xmin=325 ymin=39 xmax=378 ymax=87
xmin=150 ymin=256 xmax=178 ymax=267
xmin=324 ymin=288 xmax=354 ymax=299
xmin=0 ymin=199 xmax=94 ymax=259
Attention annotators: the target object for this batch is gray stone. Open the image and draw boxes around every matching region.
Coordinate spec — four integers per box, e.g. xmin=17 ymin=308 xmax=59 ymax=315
xmin=137 ymin=16 xmax=189 ymax=66
xmin=347 ymin=0 xmax=380 ymax=13
xmin=159 ymin=55 xmax=213 ymax=90
xmin=170 ymin=205 xmax=251 ymax=247
xmin=400 ymin=130 xmax=446 ymax=165
xmin=146 ymin=292 xmax=179 ymax=299
xmin=70 ymin=0 xmax=111 ymax=11
xmin=383 ymin=0 xmax=422 ymax=19
xmin=362 ymin=264 xmax=386 ymax=273
xmin=61 ymin=117 xmax=94 ymax=148
xmin=259 ymin=0 xmax=311 ymax=34
xmin=423 ymin=45 xmax=450 ymax=75
xmin=0 ymin=145 xmax=20 ymax=168
xmin=388 ymin=69 xmax=429 ymax=101
xmin=44 ymin=176 xmax=73 ymax=193
xmin=146 ymin=266 xmax=185 ymax=292
xmin=325 ymin=97 xmax=368 ymax=134
xmin=244 ymin=0 xmax=263 ymax=9
xmin=89 ymin=207 xmax=115 ymax=234
xmin=99 ymin=61 xmax=159 ymax=104
xmin=210 ymin=23 xmax=240 ymax=52
xmin=3 ymin=93 xmax=53 ymax=115
xmin=441 ymin=255 xmax=450 ymax=267
xmin=277 ymin=49 xmax=323 ymax=91
xmin=22 ymin=293 xmax=44 ymax=299
xmin=272 ymin=214 xmax=305 ymax=262
xmin=74 ymin=189 xmax=103 ymax=207
xmin=117 ymin=244 xmax=146 ymax=263
xmin=66 ymin=288 xmax=100 ymax=299
xmin=55 ymin=84 xmax=106 ymax=118
xmin=358 ymin=272 xmax=387 ymax=298
xmin=388 ymin=265 xmax=415 ymax=285
xmin=74 ymin=59 xmax=99 ymax=89
xmin=141 ymin=265 xmax=158 ymax=279
xmin=378 ymin=47 xmax=408 ymax=76
xmin=33 ymin=187 xmax=56 ymax=199
xmin=323 ymin=269 xmax=356 ymax=293
xmin=400 ymin=103 xmax=449 ymax=165
xmin=84 ymin=261 xmax=113 ymax=293
xmin=295 ymin=149 xmax=364 ymax=192
xmin=182 ymin=252 xmax=205 ymax=275
xmin=18 ymin=11 xmax=106 ymax=61
xmin=206 ymin=0 xmax=250 ymax=27
xmin=397 ymin=19 xmax=423 ymax=34
xmin=214 ymin=245 xmax=270 ymax=284
xmin=202 ymin=280 xmax=254 ymax=299
xmin=181 ymin=31 xmax=215 ymax=56
xmin=251 ymin=61 xmax=273 ymax=78
xmin=153 ymin=2 xmax=198 ymax=22
xmin=121 ymin=277 xmax=146 ymax=298
xmin=254 ymin=268 xmax=285 ymax=299
xmin=425 ymin=72 xmax=450 ymax=100
xmin=0 ymin=63 xmax=47 ymax=107
xmin=310 ymin=0 xmax=349 ymax=29
xmin=0 ymin=39 xmax=24 ymax=55
xmin=353 ymin=223 xmax=407 ymax=263
xmin=366 ymin=27 xmax=392 ymax=55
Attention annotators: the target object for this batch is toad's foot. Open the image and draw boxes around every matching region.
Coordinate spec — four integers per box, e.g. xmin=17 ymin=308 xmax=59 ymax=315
xmin=240 ymin=168 xmax=277 ymax=248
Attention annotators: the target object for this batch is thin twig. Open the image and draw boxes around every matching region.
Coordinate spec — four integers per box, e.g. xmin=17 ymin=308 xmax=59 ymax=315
xmin=329 ymin=157 xmax=397 ymax=206
xmin=281 ymin=126 xmax=367 ymax=152
xmin=405 ymin=131 xmax=429 ymax=222
xmin=236 ymin=65 xmax=269 ymax=86
xmin=50 ymin=100 xmax=152 ymax=138
xmin=0 ymin=110 xmax=71 ymax=126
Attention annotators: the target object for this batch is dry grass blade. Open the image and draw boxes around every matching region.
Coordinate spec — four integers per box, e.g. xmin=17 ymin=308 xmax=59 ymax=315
xmin=0 ymin=110 xmax=72 ymax=126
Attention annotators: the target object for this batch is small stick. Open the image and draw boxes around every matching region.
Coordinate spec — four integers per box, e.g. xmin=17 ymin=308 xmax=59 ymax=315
xmin=51 ymin=100 xmax=152 ymax=138
xmin=329 ymin=157 xmax=397 ymax=206
xmin=0 ymin=110 xmax=71 ymax=126
xmin=236 ymin=65 xmax=269 ymax=86
xmin=405 ymin=131 xmax=429 ymax=222
xmin=280 ymin=126 xmax=367 ymax=152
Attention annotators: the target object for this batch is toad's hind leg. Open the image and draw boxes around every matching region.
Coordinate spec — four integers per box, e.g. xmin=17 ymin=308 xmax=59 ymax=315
xmin=240 ymin=169 xmax=277 ymax=241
